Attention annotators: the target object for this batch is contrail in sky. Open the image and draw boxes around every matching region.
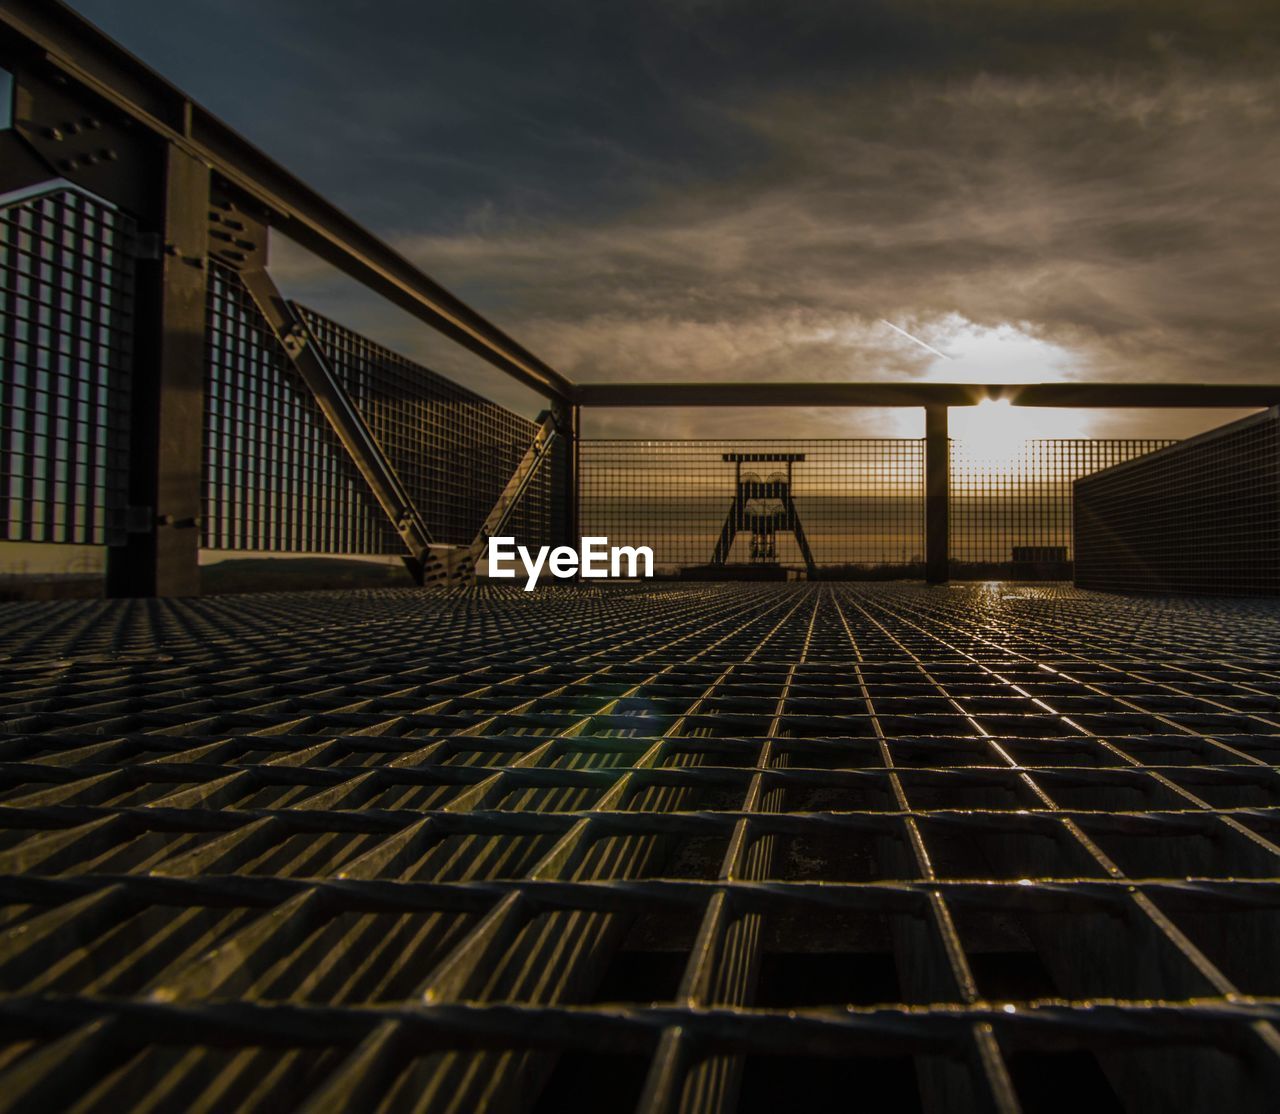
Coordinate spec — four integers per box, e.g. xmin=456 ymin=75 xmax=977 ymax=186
xmin=880 ymin=319 xmax=953 ymax=360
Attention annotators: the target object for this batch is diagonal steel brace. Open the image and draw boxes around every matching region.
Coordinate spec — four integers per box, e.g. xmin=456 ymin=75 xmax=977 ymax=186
xmin=236 ymin=265 xmax=440 ymax=583
xmin=449 ymin=411 xmax=561 ymax=583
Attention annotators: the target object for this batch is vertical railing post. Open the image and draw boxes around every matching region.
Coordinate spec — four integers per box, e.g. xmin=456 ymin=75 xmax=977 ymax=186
xmin=925 ymin=404 xmax=949 ymax=584
xmin=106 ymin=143 xmax=209 ymax=597
xmin=551 ymin=399 xmax=579 ymax=552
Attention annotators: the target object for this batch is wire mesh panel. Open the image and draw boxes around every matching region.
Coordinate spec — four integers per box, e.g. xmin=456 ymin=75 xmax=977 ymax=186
xmin=950 ymin=439 xmax=1174 ymax=573
xmin=203 ymin=263 xmax=550 ymax=553
xmin=1075 ymin=408 xmax=1280 ymax=595
xmin=1 ymin=583 xmax=1279 ymax=1111
xmin=299 ymin=307 xmax=551 ymax=548
xmin=580 ymin=439 xmax=925 ymax=574
xmin=0 ymin=186 xmax=136 ymax=546
xmin=582 ymin=439 xmax=1178 ymax=579
xmin=203 ymin=263 xmax=394 ymax=553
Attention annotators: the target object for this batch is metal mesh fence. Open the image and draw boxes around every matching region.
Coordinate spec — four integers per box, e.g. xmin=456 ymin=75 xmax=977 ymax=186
xmin=0 ymin=186 xmax=135 ymax=547
xmin=0 ymin=209 xmax=1193 ymax=587
xmin=203 ymin=263 xmax=393 ymax=553
xmin=0 ymin=583 xmax=1278 ymax=1111
xmin=950 ymin=439 xmax=1174 ymax=571
xmin=202 ymin=263 xmax=551 ymax=554
xmin=1075 ymin=408 xmax=1280 ymax=595
xmin=582 ymin=438 xmax=1177 ymax=577
xmin=298 ymin=307 xmax=551 ymax=548
xmin=580 ymin=440 xmax=925 ymax=575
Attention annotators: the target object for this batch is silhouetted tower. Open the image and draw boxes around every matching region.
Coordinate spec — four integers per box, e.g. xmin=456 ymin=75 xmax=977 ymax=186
xmin=712 ymin=453 xmax=818 ymax=578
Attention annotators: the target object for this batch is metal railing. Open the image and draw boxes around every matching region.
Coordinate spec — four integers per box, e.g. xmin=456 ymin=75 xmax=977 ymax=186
xmin=949 ymin=437 xmax=1174 ymax=572
xmin=580 ymin=439 xmax=925 ymax=575
xmin=581 ymin=437 xmax=1177 ymax=578
xmin=203 ymin=263 xmax=551 ymax=555
xmin=1 ymin=0 xmax=1276 ymax=598
xmin=1076 ymin=408 xmax=1279 ymax=594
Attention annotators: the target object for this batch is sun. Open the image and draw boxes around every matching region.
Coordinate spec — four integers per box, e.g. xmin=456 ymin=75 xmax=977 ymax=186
xmin=949 ymin=400 xmax=1029 ymax=466
xmin=949 ymin=399 xmax=1096 ymax=469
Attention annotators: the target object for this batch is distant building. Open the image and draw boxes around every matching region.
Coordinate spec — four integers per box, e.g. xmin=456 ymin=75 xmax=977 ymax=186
xmin=1011 ymin=545 xmax=1069 ymax=580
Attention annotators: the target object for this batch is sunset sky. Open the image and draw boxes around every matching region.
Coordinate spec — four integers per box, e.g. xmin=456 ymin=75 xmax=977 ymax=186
xmin=66 ymin=0 xmax=1280 ymax=441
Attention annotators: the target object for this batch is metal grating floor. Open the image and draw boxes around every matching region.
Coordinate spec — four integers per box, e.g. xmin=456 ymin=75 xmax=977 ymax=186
xmin=1 ymin=584 xmax=1279 ymax=1113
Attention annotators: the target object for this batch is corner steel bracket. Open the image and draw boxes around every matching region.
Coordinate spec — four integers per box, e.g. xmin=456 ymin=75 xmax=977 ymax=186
xmin=0 ymin=59 xmax=160 ymax=213
xmin=234 ymin=264 xmax=443 ymax=584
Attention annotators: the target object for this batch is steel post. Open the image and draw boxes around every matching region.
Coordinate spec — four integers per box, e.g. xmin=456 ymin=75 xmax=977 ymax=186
xmin=105 ymin=143 xmax=208 ymax=597
xmin=551 ymin=399 xmax=580 ymax=553
xmin=925 ymin=405 xmax=949 ymax=585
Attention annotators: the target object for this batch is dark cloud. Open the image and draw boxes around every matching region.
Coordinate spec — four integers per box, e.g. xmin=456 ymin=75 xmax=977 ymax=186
xmin=68 ymin=0 xmax=1280 ymax=435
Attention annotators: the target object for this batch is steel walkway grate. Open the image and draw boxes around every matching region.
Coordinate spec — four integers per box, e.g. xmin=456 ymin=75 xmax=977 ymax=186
xmin=0 ymin=584 xmax=1279 ymax=1112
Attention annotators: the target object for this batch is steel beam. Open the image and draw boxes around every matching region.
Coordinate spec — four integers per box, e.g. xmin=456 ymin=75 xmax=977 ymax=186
xmin=235 ymin=266 xmax=439 ymax=584
xmin=0 ymin=0 xmax=572 ymax=402
xmin=925 ymin=405 xmax=949 ymax=585
xmin=105 ymin=143 xmax=207 ymax=598
xmin=574 ymin=382 xmax=1280 ymax=408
